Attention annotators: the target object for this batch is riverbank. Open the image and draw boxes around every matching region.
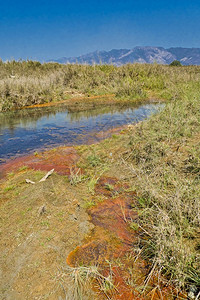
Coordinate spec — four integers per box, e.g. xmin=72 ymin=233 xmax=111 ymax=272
xmin=1 ymin=61 xmax=200 ymax=111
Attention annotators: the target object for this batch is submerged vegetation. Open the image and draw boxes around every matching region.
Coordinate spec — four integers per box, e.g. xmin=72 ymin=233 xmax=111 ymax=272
xmin=0 ymin=60 xmax=200 ymax=298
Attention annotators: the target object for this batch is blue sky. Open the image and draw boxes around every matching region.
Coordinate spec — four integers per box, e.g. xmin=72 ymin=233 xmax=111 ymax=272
xmin=0 ymin=0 xmax=200 ymax=61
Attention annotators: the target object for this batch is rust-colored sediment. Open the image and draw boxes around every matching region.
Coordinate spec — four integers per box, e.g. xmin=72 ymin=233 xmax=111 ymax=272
xmin=0 ymin=125 xmax=126 ymax=179
xmin=19 ymin=94 xmax=116 ymax=110
xmin=67 ymin=177 xmax=185 ymax=299
xmin=0 ymin=146 xmax=80 ymax=178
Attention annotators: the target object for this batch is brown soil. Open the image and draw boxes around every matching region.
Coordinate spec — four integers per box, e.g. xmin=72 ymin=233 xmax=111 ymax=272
xmin=0 ymin=149 xmax=94 ymax=299
xmin=0 ymin=177 xmax=94 ymax=299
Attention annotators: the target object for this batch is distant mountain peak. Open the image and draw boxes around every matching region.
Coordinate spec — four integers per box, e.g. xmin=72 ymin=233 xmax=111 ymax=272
xmin=47 ymin=46 xmax=200 ymax=66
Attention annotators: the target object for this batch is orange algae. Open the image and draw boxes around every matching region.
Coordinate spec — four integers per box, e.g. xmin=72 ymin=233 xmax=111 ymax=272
xmin=20 ymin=94 xmax=116 ymax=110
xmin=0 ymin=146 xmax=80 ymax=178
xmin=66 ymin=177 xmax=185 ymax=299
xmin=66 ymin=177 xmax=142 ymax=298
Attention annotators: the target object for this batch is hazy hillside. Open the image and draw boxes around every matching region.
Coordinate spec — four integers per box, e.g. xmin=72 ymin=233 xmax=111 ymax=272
xmin=48 ymin=46 xmax=200 ymax=65
xmin=167 ymin=47 xmax=200 ymax=65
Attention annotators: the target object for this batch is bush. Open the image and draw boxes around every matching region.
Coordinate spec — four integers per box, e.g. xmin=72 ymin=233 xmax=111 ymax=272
xmin=170 ymin=60 xmax=182 ymax=66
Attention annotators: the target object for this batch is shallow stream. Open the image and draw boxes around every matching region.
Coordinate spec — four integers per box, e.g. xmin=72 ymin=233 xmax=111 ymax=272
xmin=0 ymin=102 xmax=161 ymax=163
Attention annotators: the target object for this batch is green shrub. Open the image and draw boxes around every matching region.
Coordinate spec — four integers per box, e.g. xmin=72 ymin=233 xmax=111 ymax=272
xmin=170 ymin=60 xmax=182 ymax=66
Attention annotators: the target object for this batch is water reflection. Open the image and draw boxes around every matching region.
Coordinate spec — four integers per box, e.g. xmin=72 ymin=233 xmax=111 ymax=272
xmin=0 ymin=102 xmax=162 ymax=163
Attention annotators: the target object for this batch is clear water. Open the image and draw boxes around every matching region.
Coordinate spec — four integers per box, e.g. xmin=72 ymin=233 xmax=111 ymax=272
xmin=0 ymin=102 xmax=161 ymax=163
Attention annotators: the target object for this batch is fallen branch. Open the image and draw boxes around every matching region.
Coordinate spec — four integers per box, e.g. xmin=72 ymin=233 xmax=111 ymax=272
xmin=39 ymin=169 xmax=54 ymax=182
xmin=25 ymin=169 xmax=54 ymax=184
xmin=26 ymin=179 xmax=35 ymax=184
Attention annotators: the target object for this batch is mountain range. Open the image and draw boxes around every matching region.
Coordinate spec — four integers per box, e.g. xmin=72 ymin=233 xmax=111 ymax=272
xmin=48 ymin=47 xmax=200 ymax=66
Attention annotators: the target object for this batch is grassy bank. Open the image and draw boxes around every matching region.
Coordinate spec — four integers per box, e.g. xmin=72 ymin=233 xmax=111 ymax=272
xmin=75 ymin=89 xmax=200 ymax=293
xmin=1 ymin=60 xmax=200 ymax=111
xmin=121 ymin=96 xmax=200 ymax=291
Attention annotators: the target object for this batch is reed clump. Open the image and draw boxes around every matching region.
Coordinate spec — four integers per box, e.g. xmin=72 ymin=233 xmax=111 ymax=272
xmin=1 ymin=60 xmax=200 ymax=111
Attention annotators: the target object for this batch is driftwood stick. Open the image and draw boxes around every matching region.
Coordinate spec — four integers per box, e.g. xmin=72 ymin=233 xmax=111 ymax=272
xmin=39 ymin=169 xmax=54 ymax=182
xmin=25 ymin=179 xmax=35 ymax=184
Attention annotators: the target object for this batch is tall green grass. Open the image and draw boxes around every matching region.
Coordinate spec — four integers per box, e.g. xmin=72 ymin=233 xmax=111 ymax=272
xmin=124 ymin=90 xmax=200 ymax=291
